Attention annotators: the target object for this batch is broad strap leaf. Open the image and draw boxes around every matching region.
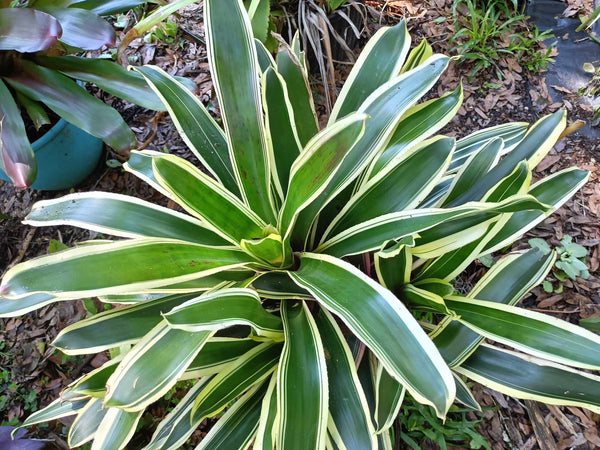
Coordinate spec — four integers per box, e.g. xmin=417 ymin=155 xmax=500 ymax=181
xmin=432 ymin=249 xmax=556 ymax=366
xmin=132 ymin=65 xmax=239 ymax=193
xmin=262 ymin=67 xmax=303 ymax=197
xmin=278 ymin=301 xmax=328 ymax=450
xmin=400 ymin=38 xmax=433 ymax=73
xmin=456 ymin=344 xmax=600 ymax=414
xmin=205 ymin=0 xmax=276 ymax=223
xmin=68 ymin=398 xmax=106 ymax=448
xmin=446 ymin=295 xmax=600 ymax=370
xmin=317 ymin=196 xmax=550 ymax=257
xmin=447 ymin=110 xmax=566 ymax=206
xmin=329 ymin=20 xmax=410 ymax=124
xmin=324 ymin=136 xmax=454 ymax=239
xmin=278 ymin=113 xmax=368 ymax=244
xmin=482 ymin=168 xmax=590 ymax=255
xmin=0 ymin=8 xmax=61 ymax=52
xmin=53 ymin=293 xmax=199 ymax=354
xmin=289 ymin=253 xmax=455 ymax=418
xmin=197 ymin=382 xmax=267 ymax=450
xmin=5 ymin=60 xmax=135 ymax=152
xmin=36 ymin=6 xmax=115 ymax=50
xmin=164 ymin=288 xmax=283 ymax=339
xmin=151 ymin=153 xmax=265 ymax=243
xmin=0 ymin=238 xmax=254 ymax=299
xmin=368 ymin=85 xmax=463 ymax=177
xmin=192 ymin=342 xmax=282 ymax=421
xmin=276 ymin=47 xmax=318 ymax=146
xmin=24 ymin=192 xmax=228 ymax=246
xmin=104 ymin=321 xmax=213 ymax=411
xmin=91 ymin=408 xmax=143 ymax=450
xmin=315 ymin=309 xmax=376 ymax=448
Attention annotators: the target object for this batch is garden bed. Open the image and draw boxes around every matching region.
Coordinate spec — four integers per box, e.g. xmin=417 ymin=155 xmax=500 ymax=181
xmin=1 ymin=0 xmax=600 ymax=448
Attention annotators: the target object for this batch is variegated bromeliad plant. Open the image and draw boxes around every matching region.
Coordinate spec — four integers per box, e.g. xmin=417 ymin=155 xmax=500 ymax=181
xmin=1 ymin=0 xmax=598 ymax=448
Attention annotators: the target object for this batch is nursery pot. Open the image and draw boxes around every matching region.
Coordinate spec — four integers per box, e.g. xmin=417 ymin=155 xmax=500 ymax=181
xmin=0 ymin=118 xmax=103 ymax=191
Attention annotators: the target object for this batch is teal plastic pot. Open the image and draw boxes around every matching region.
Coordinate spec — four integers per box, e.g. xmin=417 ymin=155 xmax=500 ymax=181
xmin=0 ymin=118 xmax=104 ymax=190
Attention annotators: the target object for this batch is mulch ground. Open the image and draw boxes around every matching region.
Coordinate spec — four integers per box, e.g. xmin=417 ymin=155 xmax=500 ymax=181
xmin=1 ymin=0 xmax=599 ymax=448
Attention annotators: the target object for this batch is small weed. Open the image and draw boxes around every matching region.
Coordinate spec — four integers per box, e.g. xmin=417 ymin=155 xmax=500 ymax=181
xmin=399 ymin=397 xmax=490 ymax=449
xmin=144 ymin=18 xmax=179 ymax=45
xmin=529 ymin=235 xmax=589 ymax=293
xmin=450 ymin=0 xmax=554 ymax=78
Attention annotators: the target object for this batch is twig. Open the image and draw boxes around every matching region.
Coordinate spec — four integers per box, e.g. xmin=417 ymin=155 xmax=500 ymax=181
xmin=526 ymin=308 xmax=581 ymax=314
xmin=5 ymin=228 xmax=36 ymax=274
xmin=138 ymin=111 xmax=166 ymax=151
xmin=525 ymin=400 xmax=559 ymax=450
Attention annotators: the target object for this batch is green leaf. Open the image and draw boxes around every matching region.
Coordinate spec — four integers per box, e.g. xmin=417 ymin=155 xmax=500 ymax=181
xmin=151 ymin=154 xmax=265 ymax=244
xmin=35 ymin=56 xmax=165 ymax=111
xmin=0 ymin=239 xmax=253 ymax=300
xmin=400 ymin=38 xmax=433 ymax=73
xmin=35 ymin=6 xmax=115 ymax=50
xmin=317 ymin=196 xmax=550 ymax=258
xmin=53 ymin=293 xmax=198 ymax=354
xmin=324 ymin=136 xmax=455 ymax=238
xmin=205 ymin=0 xmax=275 ymax=223
xmin=184 ymin=338 xmax=260 ymax=379
xmin=164 ymin=288 xmax=283 ymax=339
xmin=68 ymin=358 xmax=120 ymax=398
xmin=456 ymin=344 xmax=600 ymax=414
xmin=191 ymin=342 xmax=281 ymax=421
xmin=18 ymin=397 xmax=86 ymax=430
xmin=369 ymin=85 xmax=463 ymax=177
xmin=91 ymin=408 xmax=143 ymax=450
xmin=295 ymin=55 xmax=451 ymax=246
xmin=449 ymin=122 xmax=528 ymax=173
xmin=254 ymin=373 xmax=278 ymax=450
xmin=197 ymin=381 xmax=266 ymax=450
xmin=528 ymin=238 xmax=551 ymax=255
xmin=276 ymin=48 xmax=318 ymax=146
xmin=289 ymin=253 xmax=455 ymax=419
xmin=262 ymin=67 xmax=302 ymax=197
xmin=25 ymin=192 xmax=228 ymax=246
xmin=68 ymin=398 xmax=107 ymax=448
xmin=446 ymin=295 xmax=600 ymax=370
xmin=441 ymin=138 xmax=503 ymax=206
xmin=132 ymin=65 xmax=239 ymax=194
xmin=452 ymin=373 xmax=481 ymax=411
xmin=246 ymin=0 xmax=270 ymax=43
xmin=579 ymin=317 xmax=600 ymax=333
xmin=0 ymin=79 xmax=37 ymax=188
xmin=374 ymin=238 xmax=414 ymax=292
xmin=144 ymin=377 xmax=213 ymax=450
xmin=5 ymin=60 xmax=135 ymax=152
xmin=372 ymin=359 xmax=405 ymax=434
xmin=433 ymin=248 xmax=555 ymax=366
xmin=0 ymin=8 xmax=61 ymax=52
xmin=277 ymin=301 xmax=328 ymax=450
xmin=105 ymin=321 xmax=212 ymax=411
xmin=483 ymin=168 xmax=590 ymax=254
xmin=447 ymin=111 xmax=566 ymax=206
xmin=278 ymin=113 xmax=368 ymax=245
xmin=325 ymin=327 xmax=377 ymax=444
xmin=329 ymin=20 xmax=410 ymax=124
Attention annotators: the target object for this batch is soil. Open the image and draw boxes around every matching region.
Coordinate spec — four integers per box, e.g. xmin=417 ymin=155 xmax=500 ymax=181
xmin=1 ymin=0 xmax=600 ymax=448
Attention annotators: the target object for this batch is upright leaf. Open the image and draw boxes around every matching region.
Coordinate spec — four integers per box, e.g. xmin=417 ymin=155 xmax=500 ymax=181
xmin=278 ymin=301 xmax=328 ymax=450
xmin=205 ymin=0 xmax=275 ymax=222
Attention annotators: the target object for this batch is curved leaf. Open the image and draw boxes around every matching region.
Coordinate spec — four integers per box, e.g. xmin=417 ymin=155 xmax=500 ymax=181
xmin=0 ymin=238 xmax=253 ymax=299
xmin=0 ymin=79 xmax=36 ymax=188
xmin=0 ymin=8 xmax=61 ymax=52
xmin=24 ymin=192 xmax=228 ymax=246
xmin=289 ymin=253 xmax=455 ymax=418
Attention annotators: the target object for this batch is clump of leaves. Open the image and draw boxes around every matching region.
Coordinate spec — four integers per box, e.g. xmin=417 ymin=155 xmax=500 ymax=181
xmin=144 ymin=18 xmax=178 ymax=44
xmin=450 ymin=0 xmax=554 ymax=78
xmin=529 ymin=235 xmax=589 ymax=293
xmin=0 ymin=1 xmax=597 ymax=449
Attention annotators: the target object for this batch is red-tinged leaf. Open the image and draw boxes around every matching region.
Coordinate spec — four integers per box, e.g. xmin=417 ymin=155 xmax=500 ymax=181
xmin=0 ymin=79 xmax=37 ymax=188
xmin=5 ymin=60 xmax=135 ymax=152
xmin=36 ymin=6 xmax=115 ymax=50
xmin=0 ymin=8 xmax=62 ymax=53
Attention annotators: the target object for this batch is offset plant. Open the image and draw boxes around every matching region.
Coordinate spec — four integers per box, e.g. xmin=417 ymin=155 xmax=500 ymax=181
xmin=0 ymin=0 xmax=187 ymax=188
xmin=1 ymin=0 xmax=598 ymax=448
